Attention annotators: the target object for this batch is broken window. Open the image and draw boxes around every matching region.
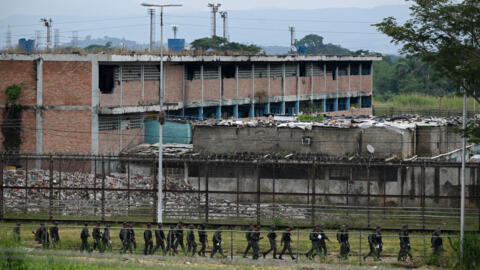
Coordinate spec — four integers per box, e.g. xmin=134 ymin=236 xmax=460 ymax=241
xmin=222 ymin=64 xmax=236 ymax=79
xmin=99 ymin=65 xmax=116 ymax=94
xmin=326 ymin=62 xmax=336 ymax=80
xmin=361 ymin=62 xmax=371 ymax=75
xmin=338 ymin=63 xmax=348 ymax=76
xmin=299 ymin=63 xmax=307 ymax=77
xmin=350 ymin=63 xmax=360 ymax=75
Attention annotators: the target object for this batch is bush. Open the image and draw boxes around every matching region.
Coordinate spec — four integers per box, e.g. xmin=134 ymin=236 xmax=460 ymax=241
xmin=5 ymin=84 xmax=21 ymax=101
xmin=298 ymin=114 xmax=323 ymax=122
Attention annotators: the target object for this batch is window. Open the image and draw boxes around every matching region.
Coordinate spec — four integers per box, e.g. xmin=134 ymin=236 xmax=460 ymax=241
xmin=222 ymin=64 xmax=235 ymax=79
xmin=99 ymin=65 xmax=116 ymax=94
xmin=361 ymin=62 xmax=371 ymax=75
xmin=350 ymin=63 xmax=360 ymax=75
xmin=299 ymin=63 xmax=307 ymax=77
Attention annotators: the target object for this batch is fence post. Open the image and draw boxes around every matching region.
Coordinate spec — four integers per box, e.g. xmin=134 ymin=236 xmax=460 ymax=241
xmin=24 ymin=156 xmax=28 ymax=215
xmin=421 ymin=165 xmax=426 ymax=230
xmin=198 ymin=163 xmax=201 ymax=220
xmin=0 ymin=156 xmax=3 ymax=220
xmin=311 ymin=162 xmax=316 ymax=226
xmin=101 ymin=157 xmax=105 ymax=221
xmin=230 ymin=229 xmax=234 ymax=260
xmin=367 ymin=166 xmax=371 ymax=228
xmin=49 ymin=155 xmax=53 ymax=220
xmin=423 ymin=232 xmax=426 ymax=261
xmin=127 ymin=156 xmax=130 ymax=216
xmin=272 ymin=164 xmax=276 ymax=220
xmin=359 ymin=231 xmax=362 ymax=264
xmin=256 ymin=164 xmax=261 ymax=225
xmin=153 ymin=157 xmax=158 ymax=224
xmin=94 ymin=157 xmax=97 ymax=217
xmin=236 ymin=165 xmax=240 ymax=218
xmin=296 ymin=229 xmax=300 ymax=263
xmin=205 ymin=161 xmax=209 ymax=224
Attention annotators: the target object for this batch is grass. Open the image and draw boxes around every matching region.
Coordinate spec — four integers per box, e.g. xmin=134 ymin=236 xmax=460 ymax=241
xmin=0 ymin=221 xmax=466 ymax=269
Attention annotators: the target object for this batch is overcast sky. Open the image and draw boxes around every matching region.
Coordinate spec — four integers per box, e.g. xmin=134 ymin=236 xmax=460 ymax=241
xmin=0 ymin=0 xmax=408 ymax=18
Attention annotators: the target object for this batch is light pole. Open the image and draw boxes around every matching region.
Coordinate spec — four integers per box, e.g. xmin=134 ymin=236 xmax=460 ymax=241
xmin=141 ymin=2 xmax=182 ymax=224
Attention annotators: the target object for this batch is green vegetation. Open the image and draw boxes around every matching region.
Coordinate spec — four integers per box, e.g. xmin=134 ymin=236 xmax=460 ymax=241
xmin=297 ymin=114 xmax=324 ymax=122
xmin=84 ymin=42 xmax=113 ymax=52
xmin=5 ymin=84 xmax=21 ymax=101
xmin=190 ymin=37 xmax=261 ymax=54
xmin=294 ymin=34 xmax=377 ymax=56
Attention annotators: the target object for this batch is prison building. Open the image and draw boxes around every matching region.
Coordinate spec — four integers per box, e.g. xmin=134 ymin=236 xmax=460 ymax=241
xmin=0 ymin=54 xmax=380 ymax=155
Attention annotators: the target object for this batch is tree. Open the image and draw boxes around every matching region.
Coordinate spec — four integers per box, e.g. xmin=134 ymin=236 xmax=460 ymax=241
xmin=294 ymin=34 xmax=351 ymax=55
xmin=375 ymin=0 xmax=480 ymax=103
xmin=190 ymin=37 xmax=261 ymax=54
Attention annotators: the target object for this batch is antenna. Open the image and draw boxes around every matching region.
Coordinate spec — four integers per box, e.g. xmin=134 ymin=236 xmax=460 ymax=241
xmin=40 ymin=18 xmax=53 ymax=51
xmin=54 ymin=29 xmax=60 ymax=49
xmin=6 ymin=25 xmax=12 ymax=49
xmin=208 ymin=3 xmax=221 ymax=49
xmin=220 ymin=11 xmax=229 ymax=41
xmin=148 ymin=8 xmax=155 ymax=52
xmin=289 ymin=25 xmax=295 ymax=53
xmin=172 ymin=24 xmax=178 ymax=39
xmin=72 ymin=31 xmax=78 ymax=47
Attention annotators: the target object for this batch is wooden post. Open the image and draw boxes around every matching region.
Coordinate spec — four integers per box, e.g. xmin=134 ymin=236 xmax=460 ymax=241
xmin=256 ymin=164 xmax=261 ymax=225
xmin=101 ymin=157 xmax=105 ymax=221
xmin=205 ymin=162 xmax=209 ymax=224
xmin=49 ymin=155 xmax=53 ymax=220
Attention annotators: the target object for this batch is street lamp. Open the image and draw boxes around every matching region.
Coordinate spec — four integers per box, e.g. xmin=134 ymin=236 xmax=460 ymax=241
xmin=141 ymin=2 xmax=182 ymax=224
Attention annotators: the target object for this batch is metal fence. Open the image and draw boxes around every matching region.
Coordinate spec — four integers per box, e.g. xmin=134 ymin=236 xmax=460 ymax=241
xmin=373 ymin=105 xmax=478 ymax=118
xmin=0 ymin=154 xmax=479 ymax=231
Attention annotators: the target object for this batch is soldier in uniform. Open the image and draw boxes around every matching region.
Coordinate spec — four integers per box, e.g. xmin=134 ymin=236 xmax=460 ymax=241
xmin=210 ymin=228 xmax=225 ymax=258
xmin=306 ymin=225 xmax=320 ymax=260
xmin=80 ymin=223 xmax=91 ymax=253
xmin=337 ymin=225 xmax=348 ymax=259
xmin=364 ymin=226 xmax=382 ymax=261
xmin=317 ymin=224 xmax=329 ymax=257
xmin=129 ymin=222 xmax=137 ymax=251
xmin=398 ymin=224 xmax=413 ymax=261
xmin=144 ymin=223 xmax=153 ymax=255
xmin=187 ymin=225 xmax=197 ymax=256
xmin=175 ymin=221 xmax=185 ymax=253
xmin=153 ymin=223 xmax=166 ymax=254
xmin=279 ymin=226 xmax=296 ymax=260
xmin=344 ymin=224 xmax=351 ymax=256
xmin=13 ymin=223 xmax=20 ymax=242
xmin=101 ymin=224 xmax=111 ymax=253
xmin=92 ymin=222 xmax=102 ymax=252
xmin=166 ymin=225 xmax=177 ymax=255
xmin=431 ymin=228 xmax=443 ymax=256
xmin=251 ymin=226 xmax=263 ymax=260
xmin=198 ymin=223 xmax=208 ymax=257
xmin=50 ymin=221 xmax=59 ymax=248
xmin=263 ymin=225 xmax=278 ymax=259
xmin=243 ymin=224 xmax=255 ymax=258
xmin=34 ymin=223 xmax=49 ymax=248
xmin=120 ymin=222 xmax=132 ymax=254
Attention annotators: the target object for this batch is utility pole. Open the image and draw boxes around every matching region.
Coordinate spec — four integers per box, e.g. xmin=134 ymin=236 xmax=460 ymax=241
xmin=148 ymin=8 xmax=155 ymax=52
xmin=6 ymin=25 xmax=11 ymax=49
xmin=220 ymin=11 xmax=228 ymax=40
xmin=141 ymin=2 xmax=182 ymax=224
xmin=460 ymin=83 xmax=466 ymax=259
xmin=289 ymin=25 xmax=295 ymax=53
xmin=54 ymin=29 xmax=59 ymax=49
xmin=40 ymin=18 xmax=53 ymax=51
xmin=208 ymin=3 xmax=221 ymax=49
xmin=72 ymin=31 xmax=78 ymax=47
xmin=35 ymin=30 xmax=41 ymax=51
xmin=172 ymin=24 xmax=178 ymax=39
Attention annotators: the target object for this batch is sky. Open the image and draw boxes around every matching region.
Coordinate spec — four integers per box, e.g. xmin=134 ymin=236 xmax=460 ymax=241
xmin=0 ymin=0 xmax=411 ymax=54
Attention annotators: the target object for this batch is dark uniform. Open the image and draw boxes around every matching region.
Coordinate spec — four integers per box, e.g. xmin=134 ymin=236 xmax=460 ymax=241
xmin=144 ymin=224 xmax=153 ymax=255
xmin=198 ymin=224 xmax=208 ymax=257
xmin=50 ymin=222 xmax=59 ymax=247
xmin=187 ymin=226 xmax=197 ymax=255
xmin=210 ymin=229 xmax=225 ymax=258
xmin=317 ymin=226 xmax=329 ymax=256
xmin=279 ymin=227 xmax=296 ymax=260
xmin=251 ymin=226 xmax=262 ymax=260
xmin=13 ymin=223 xmax=20 ymax=242
xmin=306 ymin=226 xmax=322 ymax=259
xmin=120 ymin=223 xmax=132 ymax=254
xmin=344 ymin=224 xmax=351 ymax=256
xmin=129 ymin=223 xmax=137 ymax=251
xmin=101 ymin=224 xmax=111 ymax=253
xmin=174 ymin=222 xmax=185 ymax=253
xmin=92 ymin=223 xmax=102 ymax=251
xmin=153 ymin=223 xmax=166 ymax=254
xmin=263 ymin=226 xmax=278 ymax=259
xmin=34 ymin=224 xmax=50 ymax=248
xmin=80 ymin=224 xmax=91 ymax=253
xmin=431 ymin=229 xmax=443 ymax=256
xmin=398 ymin=225 xmax=412 ymax=261
xmin=242 ymin=225 xmax=255 ymax=258
xmin=166 ymin=226 xmax=177 ymax=255
xmin=364 ymin=227 xmax=382 ymax=261
xmin=337 ymin=225 xmax=348 ymax=259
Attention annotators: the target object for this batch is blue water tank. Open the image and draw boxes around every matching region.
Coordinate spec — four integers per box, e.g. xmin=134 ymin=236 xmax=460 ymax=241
xmin=168 ymin=39 xmax=185 ymax=52
xmin=18 ymin=39 xmax=27 ymax=52
xmin=26 ymin=40 xmax=35 ymax=53
xmin=296 ymin=45 xmax=307 ymax=54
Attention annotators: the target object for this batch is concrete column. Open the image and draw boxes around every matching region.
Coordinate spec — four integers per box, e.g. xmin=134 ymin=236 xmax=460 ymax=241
xmin=201 ymin=64 xmax=204 ymax=117
xmin=91 ymin=58 xmax=99 ymax=156
xmin=335 ymin=66 xmax=339 ymax=112
xmin=281 ymin=63 xmax=286 ymax=114
xmin=359 ymin=63 xmax=363 ymax=91
xmin=323 ymin=63 xmax=327 ymax=91
xmin=322 ymin=99 xmax=326 ymax=113
xmin=251 ymin=63 xmax=255 ymax=118
xmin=348 ymin=63 xmax=351 ymax=91
xmin=141 ymin=64 xmax=145 ymax=102
xmin=217 ymin=65 xmax=222 ymax=119
xmin=345 ymin=97 xmax=350 ymax=111
xmin=267 ymin=63 xmax=271 ymax=114
xmin=182 ymin=64 xmax=185 ymax=118
xmin=198 ymin=107 xmax=204 ymax=120
xmin=119 ymin=65 xmax=123 ymax=106
xmin=295 ymin=100 xmax=300 ymax=115
xmin=234 ymin=65 xmax=239 ymax=119
xmin=358 ymin=96 xmax=362 ymax=107
xmin=310 ymin=63 xmax=314 ymax=105
xmin=36 ymin=58 xmax=43 ymax=165
xmin=296 ymin=63 xmax=300 ymax=102
xmin=370 ymin=62 xmax=374 ymax=95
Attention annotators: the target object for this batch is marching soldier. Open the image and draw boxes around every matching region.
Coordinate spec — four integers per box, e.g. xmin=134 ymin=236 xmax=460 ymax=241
xmin=398 ymin=224 xmax=413 ymax=261
xmin=251 ymin=226 xmax=263 ymax=260
xmin=198 ymin=223 xmax=208 ymax=257
xmin=92 ymin=222 xmax=102 ymax=252
xmin=317 ymin=224 xmax=329 ymax=257
xmin=101 ymin=224 xmax=111 ymax=253
xmin=120 ymin=222 xmax=132 ymax=254
xmin=33 ymin=223 xmax=49 ymax=248
xmin=144 ymin=223 xmax=153 ymax=255
xmin=175 ymin=221 xmax=185 ymax=253
xmin=306 ymin=225 xmax=321 ymax=260
xmin=344 ymin=224 xmax=351 ymax=256
xmin=13 ymin=223 xmax=20 ymax=242
xmin=210 ymin=228 xmax=225 ymax=258
xmin=279 ymin=226 xmax=296 ymax=260
xmin=166 ymin=225 xmax=177 ymax=255
xmin=431 ymin=228 xmax=443 ymax=256
xmin=364 ymin=226 xmax=382 ymax=261
xmin=80 ymin=223 xmax=91 ymax=253
xmin=129 ymin=222 xmax=137 ymax=251
xmin=50 ymin=221 xmax=60 ymax=248
xmin=153 ymin=223 xmax=166 ymax=254
xmin=187 ymin=225 xmax=197 ymax=256
xmin=337 ymin=225 xmax=348 ymax=259
xmin=263 ymin=225 xmax=278 ymax=259
xmin=242 ymin=224 xmax=255 ymax=258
